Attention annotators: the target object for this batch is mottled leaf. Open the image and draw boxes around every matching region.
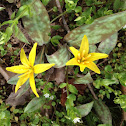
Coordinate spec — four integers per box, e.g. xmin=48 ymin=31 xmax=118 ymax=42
xmin=24 ymin=96 xmax=45 ymax=113
xmin=89 ymin=45 xmax=97 ymax=53
xmin=76 ymin=101 xmax=94 ymax=117
xmin=46 ymin=44 xmax=70 ymax=68
xmin=64 ymin=11 xmax=126 ymax=47
xmin=93 ymin=100 xmax=112 ymax=125
xmin=7 ymin=74 xmax=19 ymax=85
xmin=74 ymin=72 xmax=93 ymax=84
xmin=98 ymin=33 xmax=118 ymax=54
xmin=21 ymin=0 xmax=51 ymax=45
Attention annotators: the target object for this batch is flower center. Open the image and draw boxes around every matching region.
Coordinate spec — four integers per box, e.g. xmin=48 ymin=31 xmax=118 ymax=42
xmin=77 ymin=51 xmax=91 ymax=64
xmin=28 ymin=66 xmax=34 ymax=73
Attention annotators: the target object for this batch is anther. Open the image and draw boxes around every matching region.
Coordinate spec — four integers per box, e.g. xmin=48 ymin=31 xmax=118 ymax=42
xmin=82 ymin=57 xmax=85 ymax=61
xmin=85 ymin=54 xmax=91 ymax=59
xmin=85 ymin=61 xmax=89 ymax=64
xmin=77 ymin=60 xmax=81 ymax=63
xmin=82 ymin=50 xmax=85 ymax=57
xmin=77 ymin=52 xmax=81 ymax=60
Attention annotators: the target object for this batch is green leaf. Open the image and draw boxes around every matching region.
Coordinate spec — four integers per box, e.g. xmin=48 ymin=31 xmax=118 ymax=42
xmin=24 ymin=96 xmax=45 ymax=113
xmin=10 ymin=12 xmax=15 ymax=19
xmin=76 ymin=101 xmax=94 ymax=117
xmin=74 ymin=72 xmax=93 ymax=84
xmin=42 ymin=0 xmax=50 ymax=6
xmin=46 ymin=44 xmax=70 ymax=68
xmin=14 ymin=28 xmax=29 ymax=44
xmin=101 ymin=79 xmax=117 ymax=86
xmin=64 ymin=11 xmax=126 ymax=47
xmin=98 ymin=33 xmax=118 ymax=54
xmin=21 ymin=0 xmax=51 ymax=46
xmin=118 ymin=72 xmax=126 ymax=86
xmin=16 ymin=5 xmax=30 ymax=18
xmin=68 ymin=84 xmax=78 ymax=94
xmin=113 ymin=0 xmax=121 ymax=10
xmin=75 ymin=6 xmax=82 ymax=13
xmin=59 ymin=83 xmax=67 ymax=88
xmin=93 ymin=100 xmax=112 ymax=125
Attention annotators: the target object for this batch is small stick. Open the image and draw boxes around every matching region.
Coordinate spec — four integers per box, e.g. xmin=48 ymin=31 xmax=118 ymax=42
xmin=87 ymin=83 xmax=98 ymax=100
xmin=55 ymin=0 xmax=70 ymax=33
xmin=0 ymin=66 xmax=10 ymax=81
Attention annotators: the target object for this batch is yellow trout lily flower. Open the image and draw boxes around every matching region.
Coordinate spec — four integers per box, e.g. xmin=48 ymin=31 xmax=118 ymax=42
xmin=66 ymin=35 xmax=108 ymax=74
xmin=6 ymin=43 xmax=55 ymax=97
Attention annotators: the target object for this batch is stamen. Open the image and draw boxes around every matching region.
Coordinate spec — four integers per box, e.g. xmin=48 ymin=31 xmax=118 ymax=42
xmin=77 ymin=52 xmax=81 ymax=60
xmin=85 ymin=54 xmax=91 ymax=60
xmin=82 ymin=62 xmax=85 ymax=65
xmin=82 ymin=57 xmax=85 ymax=61
xmin=82 ymin=50 xmax=85 ymax=57
xmin=85 ymin=61 xmax=89 ymax=64
xmin=77 ymin=60 xmax=81 ymax=63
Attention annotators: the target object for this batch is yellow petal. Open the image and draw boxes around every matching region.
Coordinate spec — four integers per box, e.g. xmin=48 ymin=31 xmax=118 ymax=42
xmin=86 ymin=61 xmax=100 ymax=74
xmin=88 ymin=53 xmax=108 ymax=61
xmin=34 ymin=63 xmax=55 ymax=74
xmin=6 ymin=65 xmax=28 ymax=74
xmin=80 ymin=35 xmax=89 ymax=57
xmin=79 ymin=64 xmax=86 ymax=72
xmin=66 ymin=58 xmax=80 ymax=66
xmin=29 ymin=43 xmax=37 ymax=66
xmin=15 ymin=73 xmax=29 ymax=93
xmin=69 ymin=47 xmax=79 ymax=58
xmin=20 ymin=48 xmax=29 ymax=67
xmin=29 ymin=72 xmax=39 ymax=97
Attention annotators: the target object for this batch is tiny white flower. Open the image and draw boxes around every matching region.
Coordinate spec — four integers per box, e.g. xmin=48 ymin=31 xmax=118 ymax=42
xmin=73 ymin=117 xmax=81 ymax=123
xmin=50 ymin=95 xmax=54 ymax=100
xmin=123 ymin=24 xmax=126 ymax=29
xmin=44 ymin=93 xmax=50 ymax=98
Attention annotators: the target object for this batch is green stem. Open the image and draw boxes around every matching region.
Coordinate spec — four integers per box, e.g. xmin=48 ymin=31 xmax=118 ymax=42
xmin=66 ymin=66 xmax=69 ymax=96
xmin=51 ymin=11 xmax=68 ymax=23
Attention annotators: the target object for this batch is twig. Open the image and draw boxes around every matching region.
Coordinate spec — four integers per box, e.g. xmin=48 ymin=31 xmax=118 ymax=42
xmin=55 ymin=0 xmax=70 ymax=33
xmin=0 ymin=66 xmax=10 ymax=81
xmin=87 ymin=83 xmax=98 ymax=100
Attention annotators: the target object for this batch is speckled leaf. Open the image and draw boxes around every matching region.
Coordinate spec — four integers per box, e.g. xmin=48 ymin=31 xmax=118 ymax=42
xmin=24 ymin=96 xmax=45 ymax=113
xmin=89 ymin=45 xmax=97 ymax=53
xmin=64 ymin=11 xmax=126 ymax=47
xmin=93 ymin=100 xmax=112 ymax=125
xmin=98 ymin=32 xmax=118 ymax=54
xmin=76 ymin=101 xmax=94 ymax=117
xmin=21 ymin=0 xmax=51 ymax=45
xmin=7 ymin=74 xmax=19 ymax=85
xmin=74 ymin=72 xmax=93 ymax=84
xmin=46 ymin=44 xmax=70 ymax=68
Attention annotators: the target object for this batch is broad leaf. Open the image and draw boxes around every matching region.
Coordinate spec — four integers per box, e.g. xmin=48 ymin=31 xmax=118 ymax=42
xmin=76 ymin=101 xmax=94 ymax=117
xmin=7 ymin=74 xmax=19 ymax=85
xmin=21 ymin=0 xmax=51 ymax=45
xmin=64 ymin=11 xmax=126 ymax=47
xmin=93 ymin=100 xmax=112 ymax=125
xmin=74 ymin=72 xmax=93 ymax=84
xmin=24 ymin=96 xmax=45 ymax=113
xmin=46 ymin=44 xmax=70 ymax=68
xmin=98 ymin=33 xmax=118 ymax=54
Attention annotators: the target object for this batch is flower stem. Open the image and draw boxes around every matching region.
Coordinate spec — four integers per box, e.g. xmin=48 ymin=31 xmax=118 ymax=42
xmin=87 ymin=83 xmax=98 ymax=100
xmin=50 ymin=11 xmax=68 ymax=23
